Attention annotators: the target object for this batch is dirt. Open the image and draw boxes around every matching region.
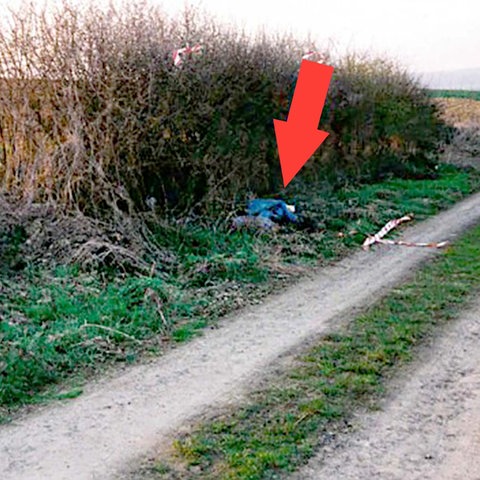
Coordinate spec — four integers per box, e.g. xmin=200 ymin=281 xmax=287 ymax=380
xmin=292 ymin=297 xmax=480 ymax=480
xmin=2 ymin=193 xmax=480 ymax=480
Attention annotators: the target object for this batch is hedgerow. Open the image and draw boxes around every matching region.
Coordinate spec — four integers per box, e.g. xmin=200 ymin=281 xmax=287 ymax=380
xmin=0 ymin=1 xmax=444 ymax=217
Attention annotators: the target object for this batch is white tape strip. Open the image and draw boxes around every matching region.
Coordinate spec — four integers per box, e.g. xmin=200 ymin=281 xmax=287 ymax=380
xmin=375 ymin=239 xmax=449 ymax=248
xmin=302 ymin=51 xmax=328 ymax=63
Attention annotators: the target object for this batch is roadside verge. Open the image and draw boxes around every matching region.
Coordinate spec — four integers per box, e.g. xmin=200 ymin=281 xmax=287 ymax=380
xmin=2 ymin=191 xmax=480 ymax=480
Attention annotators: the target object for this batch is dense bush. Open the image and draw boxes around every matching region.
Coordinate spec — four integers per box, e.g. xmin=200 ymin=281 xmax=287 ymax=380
xmin=298 ymin=56 xmax=443 ymax=188
xmin=0 ymin=1 xmax=445 ymax=216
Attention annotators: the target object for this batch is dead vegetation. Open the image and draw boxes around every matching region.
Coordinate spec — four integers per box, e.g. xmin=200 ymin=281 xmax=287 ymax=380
xmin=0 ymin=195 xmax=172 ymax=274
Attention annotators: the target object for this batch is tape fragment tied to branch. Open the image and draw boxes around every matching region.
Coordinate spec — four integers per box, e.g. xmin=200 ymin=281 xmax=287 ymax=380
xmin=301 ymin=51 xmax=328 ymax=63
xmin=362 ymin=215 xmax=449 ymax=250
xmin=172 ymin=44 xmax=203 ymax=67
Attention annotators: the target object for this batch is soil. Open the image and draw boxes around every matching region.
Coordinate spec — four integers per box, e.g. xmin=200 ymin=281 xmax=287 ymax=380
xmin=1 ymin=192 xmax=480 ymax=479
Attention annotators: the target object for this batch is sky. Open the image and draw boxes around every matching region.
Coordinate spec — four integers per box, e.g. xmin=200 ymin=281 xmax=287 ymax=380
xmin=1 ymin=0 xmax=479 ymax=78
xmin=162 ymin=0 xmax=480 ymax=75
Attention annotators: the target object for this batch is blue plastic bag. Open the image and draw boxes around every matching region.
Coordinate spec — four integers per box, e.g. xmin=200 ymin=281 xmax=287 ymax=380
xmin=247 ymin=199 xmax=298 ymax=224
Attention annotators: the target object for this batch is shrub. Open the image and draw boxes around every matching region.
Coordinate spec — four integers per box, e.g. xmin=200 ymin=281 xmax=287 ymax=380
xmin=0 ymin=1 xmax=445 ymax=217
xmin=305 ymin=54 xmax=444 ymax=185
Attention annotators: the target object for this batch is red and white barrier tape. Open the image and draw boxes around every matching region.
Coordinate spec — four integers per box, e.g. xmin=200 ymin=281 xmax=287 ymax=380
xmin=362 ymin=215 xmax=448 ymax=250
xmin=362 ymin=215 xmax=412 ymax=249
xmin=172 ymin=44 xmax=203 ymax=67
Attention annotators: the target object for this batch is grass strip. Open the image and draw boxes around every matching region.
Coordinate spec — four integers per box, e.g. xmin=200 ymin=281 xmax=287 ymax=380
xmin=429 ymin=89 xmax=480 ymax=100
xmin=1 ymin=165 xmax=479 ymax=417
xmin=144 ymin=220 xmax=480 ymax=479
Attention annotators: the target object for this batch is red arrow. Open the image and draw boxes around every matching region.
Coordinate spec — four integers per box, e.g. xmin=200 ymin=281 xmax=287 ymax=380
xmin=274 ymin=60 xmax=334 ymax=187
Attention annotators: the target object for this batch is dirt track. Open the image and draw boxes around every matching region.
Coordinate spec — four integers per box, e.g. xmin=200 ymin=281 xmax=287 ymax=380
xmin=2 ymin=193 xmax=480 ymax=480
xmin=293 ymin=296 xmax=480 ymax=480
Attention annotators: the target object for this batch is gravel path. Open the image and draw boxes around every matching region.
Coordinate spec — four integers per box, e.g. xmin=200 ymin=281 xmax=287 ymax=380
xmin=292 ymin=294 xmax=480 ymax=480
xmin=2 ymin=193 xmax=480 ymax=480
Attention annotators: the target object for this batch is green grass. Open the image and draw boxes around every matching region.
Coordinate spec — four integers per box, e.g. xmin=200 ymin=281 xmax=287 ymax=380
xmin=144 ymin=216 xmax=480 ymax=480
xmin=1 ymin=164 xmax=479 ymax=419
xmin=429 ymin=89 xmax=480 ymax=100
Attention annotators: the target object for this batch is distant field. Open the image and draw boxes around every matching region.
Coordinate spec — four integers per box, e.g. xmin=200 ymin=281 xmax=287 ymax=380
xmin=429 ymin=89 xmax=480 ymax=100
xmin=434 ymin=97 xmax=480 ymax=126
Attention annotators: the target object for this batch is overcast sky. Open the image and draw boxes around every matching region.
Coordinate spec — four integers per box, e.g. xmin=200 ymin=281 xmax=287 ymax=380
xmin=165 ymin=0 xmax=480 ymax=75
xmin=1 ymin=0 xmax=479 ymax=75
